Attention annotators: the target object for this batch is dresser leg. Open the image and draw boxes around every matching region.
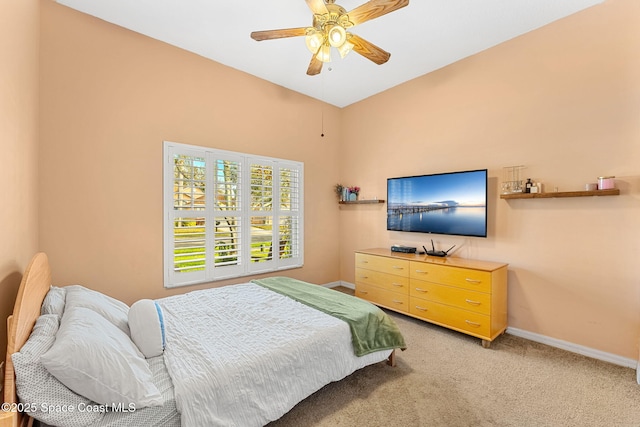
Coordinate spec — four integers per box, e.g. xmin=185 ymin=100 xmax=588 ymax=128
xmin=481 ymin=339 xmax=491 ymax=348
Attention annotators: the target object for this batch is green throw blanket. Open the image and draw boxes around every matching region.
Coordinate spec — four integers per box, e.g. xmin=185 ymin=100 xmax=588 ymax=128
xmin=252 ymin=277 xmax=407 ymax=357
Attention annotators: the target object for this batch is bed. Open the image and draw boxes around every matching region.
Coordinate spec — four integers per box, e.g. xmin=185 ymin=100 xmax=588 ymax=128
xmin=3 ymin=253 xmax=406 ymax=427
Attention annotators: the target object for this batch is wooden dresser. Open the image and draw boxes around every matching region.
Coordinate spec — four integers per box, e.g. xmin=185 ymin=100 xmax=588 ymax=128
xmin=355 ymin=248 xmax=508 ymax=347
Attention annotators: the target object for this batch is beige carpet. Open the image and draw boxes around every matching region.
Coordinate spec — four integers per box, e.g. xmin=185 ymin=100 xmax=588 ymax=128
xmin=270 ymin=312 xmax=640 ymax=427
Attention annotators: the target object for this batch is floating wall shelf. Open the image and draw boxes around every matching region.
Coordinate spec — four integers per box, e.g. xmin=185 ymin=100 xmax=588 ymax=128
xmin=500 ymin=189 xmax=619 ymax=199
xmin=338 ymin=199 xmax=385 ymax=204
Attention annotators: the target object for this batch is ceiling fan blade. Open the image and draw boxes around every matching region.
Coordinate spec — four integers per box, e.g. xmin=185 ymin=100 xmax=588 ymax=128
xmin=307 ymin=55 xmax=323 ymax=76
xmin=347 ymin=0 xmax=409 ymax=26
xmin=349 ymin=34 xmax=391 ymax=65
xmin=251 ymin=27 xmax=308 ymax=41
xmin=306 ymin=0 xmax=329 ymax=15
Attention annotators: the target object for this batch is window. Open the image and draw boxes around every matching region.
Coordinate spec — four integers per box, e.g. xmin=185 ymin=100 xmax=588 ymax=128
xmin=164 ymin=141 xmax=304 ymax=288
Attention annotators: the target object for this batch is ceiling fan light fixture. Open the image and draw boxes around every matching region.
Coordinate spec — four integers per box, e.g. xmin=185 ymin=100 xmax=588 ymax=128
xmin=316 ymin=43 xmax=332 ymax=63
xmin=338 ymin=40 xmax=354 ymax=58
xmin=327 ymin=24 xmax=346 ymax=48
xmin=305 ymin=30 xmax=324 ymax=54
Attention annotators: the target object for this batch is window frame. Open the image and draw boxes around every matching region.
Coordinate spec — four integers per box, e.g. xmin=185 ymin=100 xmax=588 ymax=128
xmin=163 ymin=141 xmax=304 ymax=288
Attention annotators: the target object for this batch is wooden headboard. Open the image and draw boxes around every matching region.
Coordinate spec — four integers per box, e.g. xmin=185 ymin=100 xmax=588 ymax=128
xmin=3 ymin=253 xmax=52 ymax=425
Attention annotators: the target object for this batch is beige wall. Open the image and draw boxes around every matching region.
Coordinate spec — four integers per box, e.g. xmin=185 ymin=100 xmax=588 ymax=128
xmin=3 ymin=0 xmax=637 ymax=365
xmin=0 ymin=0 xmax=40 ymax=359
xmin=341 ymin=0 xmax=640 ymax=359
xmin=39 ymin=1 xmax=342 ymax=303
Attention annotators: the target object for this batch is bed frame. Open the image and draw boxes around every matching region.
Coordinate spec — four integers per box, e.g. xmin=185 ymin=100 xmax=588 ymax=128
xmin=3 ymin=252 xmax=51 ymax=427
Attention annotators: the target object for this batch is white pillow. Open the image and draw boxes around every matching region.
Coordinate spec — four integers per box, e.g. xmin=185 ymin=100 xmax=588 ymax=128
xmin=40 ymin=286 xmax=66 ymax=317
xmin=41 ymin=306 xmax=163 ymax=408
xmin=64 ymin=285 xmax=130 ymax=335
xmin=12 ymin=314 xmax=104 ymax=427
xmin=129 ymin=299 xmax=166 ymax=358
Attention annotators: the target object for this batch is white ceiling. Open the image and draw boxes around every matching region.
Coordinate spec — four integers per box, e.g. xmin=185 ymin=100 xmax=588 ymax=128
xmin=55 ymin=0 xmax=603 ymax=108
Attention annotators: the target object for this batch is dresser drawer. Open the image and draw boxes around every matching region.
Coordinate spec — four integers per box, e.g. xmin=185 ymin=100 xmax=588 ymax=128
xmin=409 ymin=298 xmax=491 ymax=338
xmin=356 ymin=253 xmax=410 ymax=277
xmin=410 ymin=262 xmax=492 ymax=293
xmin=355 ymin=267 xmax=409 ymax=294
xmin=410 ymin=280 xmax=491 ymax=315
xmin=356 ymin=283 xmax=408 ymax=313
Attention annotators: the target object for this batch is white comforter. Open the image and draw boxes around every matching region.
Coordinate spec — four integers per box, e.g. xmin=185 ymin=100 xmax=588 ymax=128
xmin=157 ymin=283 xmax=390 ymax=427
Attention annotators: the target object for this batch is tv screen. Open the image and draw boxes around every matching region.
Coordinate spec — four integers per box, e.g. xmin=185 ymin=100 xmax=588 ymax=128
xmin=387 ymin=169 xmax=488 ymax=237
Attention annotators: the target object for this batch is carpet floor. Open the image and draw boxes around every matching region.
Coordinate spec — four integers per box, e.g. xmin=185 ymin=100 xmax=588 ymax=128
xmin=270 ymin=311 xmax=640 ymax=427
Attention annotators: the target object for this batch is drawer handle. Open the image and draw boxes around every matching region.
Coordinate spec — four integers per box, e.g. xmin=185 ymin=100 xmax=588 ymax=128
xmin=360 ymin=260 xmax=369 ymax=263
xmin=415 ymin=288 xmax=428 ymax=293
xmin=465 ymin=320 xmax=482 ymax=327
xmin=415 ymin=305 xmax=427 ymax=311
xmin=465 ymin=299 xmax=481 ymax=305
xmin=392 ymin=300 xmax=404 ymax=304
xmin=359 ymin=290 xmax=368 ymax=295
xmin=465 ymin=278 xmax=482 ymax=284
xmin=359 ymin=275 xmax=369 ymax=279
xmin=392 ymin=266 xmax=404 ymax=270
xmin=392 ymin=283 xmax=404 ymax=287
xmin=415 ymin=269 xmax=428 ymax=274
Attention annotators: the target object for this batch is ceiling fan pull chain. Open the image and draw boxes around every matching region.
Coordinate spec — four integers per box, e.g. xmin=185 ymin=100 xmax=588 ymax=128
xmin=321 ymin=71 xmax=325 ymax=137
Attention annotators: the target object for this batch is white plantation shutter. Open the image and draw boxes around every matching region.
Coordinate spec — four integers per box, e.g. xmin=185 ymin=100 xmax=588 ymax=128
xmin=248 ymin=160 xmax=274 ymax=274
xmin=277 ymin=164 xmax=302 ymax=269
xmin=210 ymin=153 xmax=244 ymax=280
xmin=167 ymin=149 xmax=207 ymax=286
xmin=164 ymin=142 xmax=304 ymax=288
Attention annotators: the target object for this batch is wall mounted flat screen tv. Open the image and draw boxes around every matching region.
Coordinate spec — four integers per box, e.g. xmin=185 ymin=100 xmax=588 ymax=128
xmin=387 ymin=169 xmax=488 ymax=238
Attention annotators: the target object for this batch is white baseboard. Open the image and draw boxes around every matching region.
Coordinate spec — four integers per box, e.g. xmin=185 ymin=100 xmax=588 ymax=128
xmin=507 ymin=327 xmax=637 ymax=370
xmin=327 ymin=282 xmax=638 ymax=379
xmin=323 ymin=281 xmax=342 ymax=289
xmin=324 ymin=281 xmax=354 ymax=290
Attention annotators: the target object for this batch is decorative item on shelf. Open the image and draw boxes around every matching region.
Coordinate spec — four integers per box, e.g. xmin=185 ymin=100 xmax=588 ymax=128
xmin=597 ymin=176 xmax=615 ymax=190
xmin=501 ymin=165 xmax=525 ymax=194
xmin=525 ymin=178 xmax=533 ymax=193
xmin=335 ymin=183 xmax=345 ymax=201
xmin=530 ymin=182 xmax=541 ymax=193
xmin=585 ymin=182 xmax=598 ymax=191
xmin=348 ymin=186 xmax=360 ymax=201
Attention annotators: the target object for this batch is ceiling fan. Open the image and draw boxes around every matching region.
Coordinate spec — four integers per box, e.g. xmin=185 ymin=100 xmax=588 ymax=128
xmin=250 ymin=0 xmax=409 ymax=76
